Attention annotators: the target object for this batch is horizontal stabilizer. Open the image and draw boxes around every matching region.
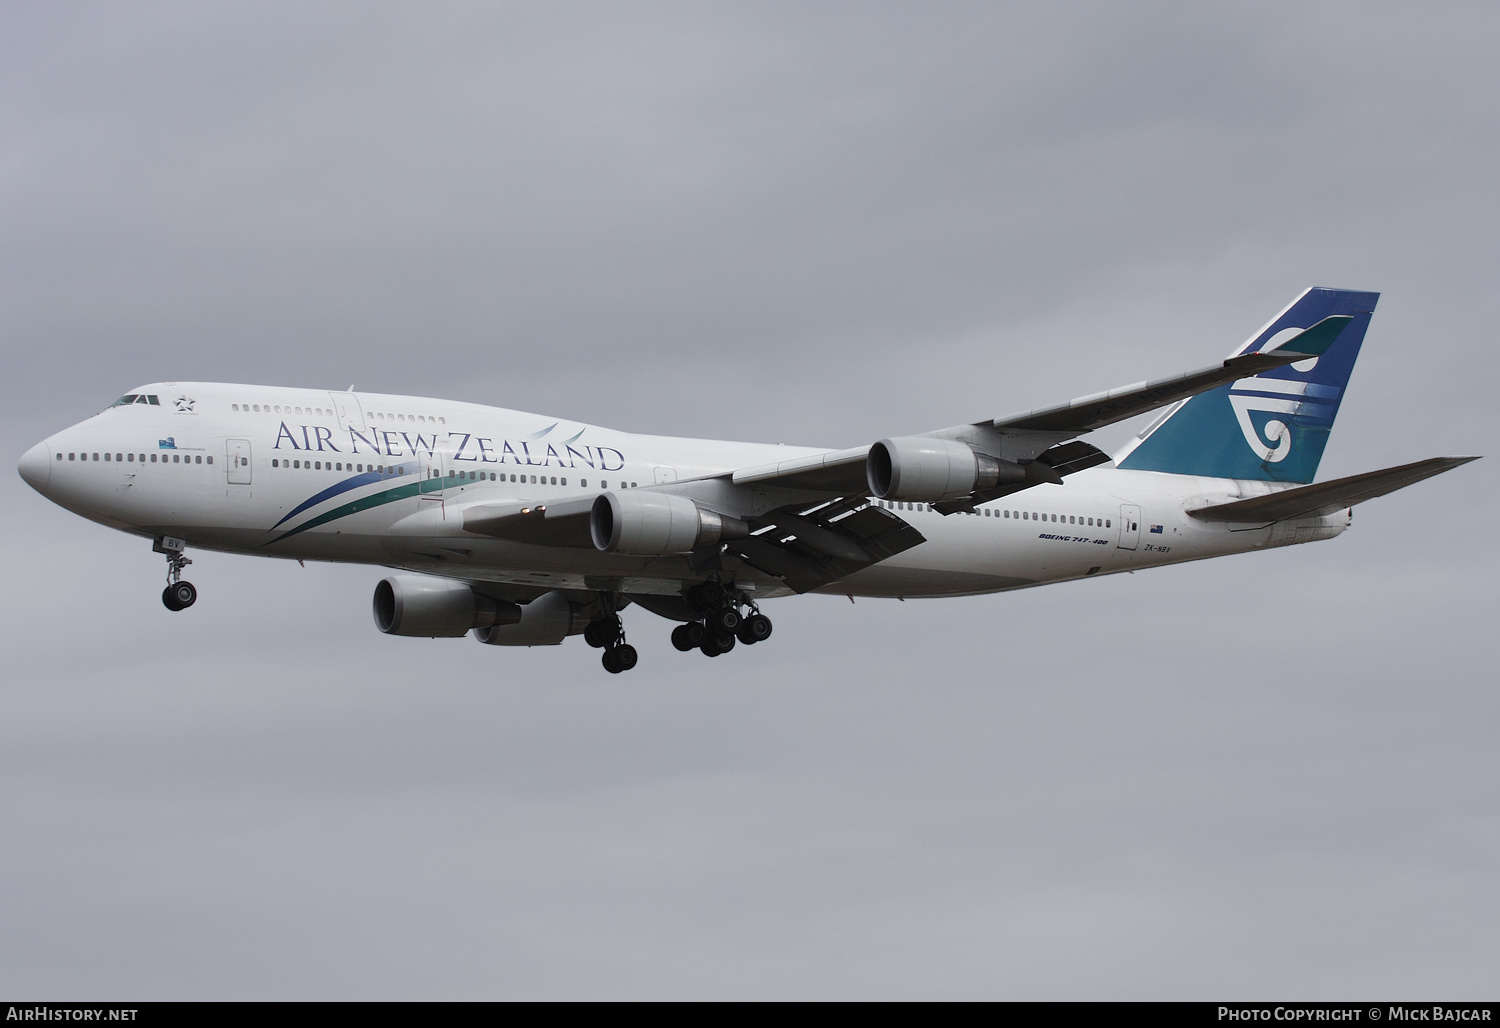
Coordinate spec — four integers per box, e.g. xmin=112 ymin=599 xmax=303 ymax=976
xmin=1186 ymin=456 xmax=1479 ymax=523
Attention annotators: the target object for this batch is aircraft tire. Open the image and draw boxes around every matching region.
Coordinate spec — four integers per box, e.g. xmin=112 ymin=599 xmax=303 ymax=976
xmin=745 ymin=614 xmax=772 ymax=643
xmin=671 ymin=625 xmax=695 ymax=651
xmin=713 ymin=608 xmax=741 ymax=632
xmin=585 ymin=619 xmax=618 ymax=648
xmin=613 ymin=644 xmax=638 ymax=671
xmin=164 ymin=581 xmax=196 ymax=611
xmin=602 ymin=648 xmax=623 ymax=673
xmin=688 ymin=582 xmax=724 ymax=609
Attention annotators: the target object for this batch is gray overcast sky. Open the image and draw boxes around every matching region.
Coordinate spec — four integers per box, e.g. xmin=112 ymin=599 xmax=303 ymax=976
xmin=2 ymin=1 xmax=1496 ymax=999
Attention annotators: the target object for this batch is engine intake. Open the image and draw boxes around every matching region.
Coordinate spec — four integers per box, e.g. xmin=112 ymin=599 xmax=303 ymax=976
xmin=373 ymin=575 xmax=522 ymax=637
xmin=591 ymin=491 xmax=748 ymax=555
xmin=867 ymin=437 xmax=1020 ymax=501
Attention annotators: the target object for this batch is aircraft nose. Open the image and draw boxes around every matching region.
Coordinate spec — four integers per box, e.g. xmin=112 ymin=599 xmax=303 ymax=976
xmin=18 ymin=441 xmax=52 ymax=495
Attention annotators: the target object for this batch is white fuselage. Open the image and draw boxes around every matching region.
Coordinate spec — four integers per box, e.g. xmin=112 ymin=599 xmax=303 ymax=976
xmin=21 ymin=382 xmax=1349 ymax=601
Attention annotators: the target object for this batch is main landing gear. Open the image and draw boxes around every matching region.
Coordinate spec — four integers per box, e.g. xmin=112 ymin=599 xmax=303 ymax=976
xmin=156 ymin=538 xmax=197 ymax=612
xmin=671 ymin=581 xmax=772 ymax=658
xmin=583 ymin=602 xmax=638 ymax=675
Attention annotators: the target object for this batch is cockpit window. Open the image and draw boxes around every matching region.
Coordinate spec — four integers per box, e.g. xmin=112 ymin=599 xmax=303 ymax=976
xmin=110 ymin=395 xmax=138 ymax=407
xmin=107 ymin=394 xmax=158 ymax=408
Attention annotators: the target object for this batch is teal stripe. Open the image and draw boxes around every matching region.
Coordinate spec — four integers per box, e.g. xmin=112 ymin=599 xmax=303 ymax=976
xmin=266 ymin=481 xmax=424 ymax=545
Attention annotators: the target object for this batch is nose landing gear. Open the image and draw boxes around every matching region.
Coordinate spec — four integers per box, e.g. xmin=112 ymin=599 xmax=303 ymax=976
xmin=155 ymin=537 xmax=197 ymax=612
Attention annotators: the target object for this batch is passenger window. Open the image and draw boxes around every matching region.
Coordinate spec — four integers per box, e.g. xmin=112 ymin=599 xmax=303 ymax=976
xmin=601 ymin=481 xmax=608 ymax=489
xmin=1106 ymin=519 xmax=1111 ymax=527
xmin=631 ymin=482 xmax=637 ymax=488
xmin=150 ymin=454 xmax=156 ymax=462
xmin=550 ymin=476 xmax=556 ymax=485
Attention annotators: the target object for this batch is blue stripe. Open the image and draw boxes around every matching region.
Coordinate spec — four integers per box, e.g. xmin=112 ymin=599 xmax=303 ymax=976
xmin=270 ymin=469 xmax=401 ymax=530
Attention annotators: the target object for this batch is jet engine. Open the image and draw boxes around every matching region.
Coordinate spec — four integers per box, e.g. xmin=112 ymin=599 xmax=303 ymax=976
xmin=372 ymin=575 xmax=522 ymax=637
xmin=590 ymin=491 xmax=748 ymax=555
xmin=473 ymin=590 xmax=581 ymax=647
xmin=866 ymin=437 xmax=1022 ymax=501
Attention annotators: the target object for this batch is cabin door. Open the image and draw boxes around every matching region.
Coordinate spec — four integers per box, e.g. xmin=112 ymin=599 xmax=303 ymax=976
xmin=1117 ymin=504 xmax=1141 ymax=550
xmin=227 ymin=439 xmax=252 ymax=485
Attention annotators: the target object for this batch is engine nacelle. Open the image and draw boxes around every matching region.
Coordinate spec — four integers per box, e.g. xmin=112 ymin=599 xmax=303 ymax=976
xmin=473 ymin=590 xmax=579 ymax=647
xmin=590 ymin=491 xmax=747 ymax=555
xmin=373 ymin=575 xmax=522 ymax=638
xmin=866 ymin=437 xmax=1017 ymax=501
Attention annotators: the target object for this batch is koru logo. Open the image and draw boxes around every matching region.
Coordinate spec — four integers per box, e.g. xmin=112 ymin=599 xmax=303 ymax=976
xmin=174 ymin=395 xmax=197 ymax=413
xmin=1229 ymin=327 xmax=1315 ymax=464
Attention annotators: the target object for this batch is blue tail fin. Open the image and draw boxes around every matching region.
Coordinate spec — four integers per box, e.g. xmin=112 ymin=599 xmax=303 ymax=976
xmin=1115 ymin=287 xmax=1379 ymax=483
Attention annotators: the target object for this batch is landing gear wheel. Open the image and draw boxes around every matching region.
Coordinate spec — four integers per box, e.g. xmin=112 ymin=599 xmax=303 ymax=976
xmin=585 ymin=617 xmax=622 ymax=649
xmin=688 ymin=582 xmax=724 ymax=609
xmin=706 ymin=631 xmax=736 ymax=655
xmin=713 ymin=607 xmax=741 ymax=632
xmin=737 ymin=614 xmax=772 ymax=645
xmin=671 ymin=624 xmax=696 ymax=651
xmin=602 ymin=643 xmax=638 ymax=673
xmin=163 ymin=581 xmax=196 ymax=611
xmin=700 ymin=635 xmax=723 ymax=657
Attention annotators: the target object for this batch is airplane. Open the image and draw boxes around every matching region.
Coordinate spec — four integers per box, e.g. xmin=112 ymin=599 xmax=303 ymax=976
xmin=16 ymin=287 xmax=1477 ymax=674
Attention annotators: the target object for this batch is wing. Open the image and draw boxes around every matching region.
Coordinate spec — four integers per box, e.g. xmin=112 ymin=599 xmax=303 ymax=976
xmin=724 ymin=496 xmax=927 ymax=594
xmin=718 ymin=317 xmax=1352 ymax=501
xmin=984 ymin=315 xmax=1351 ymax=435
xmin=461 ymin=495 xmax=596 ymax=546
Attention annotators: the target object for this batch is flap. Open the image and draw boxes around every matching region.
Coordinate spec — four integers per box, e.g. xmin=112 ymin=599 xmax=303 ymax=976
xmin=725 ymin=496 xmax=926 ymax=593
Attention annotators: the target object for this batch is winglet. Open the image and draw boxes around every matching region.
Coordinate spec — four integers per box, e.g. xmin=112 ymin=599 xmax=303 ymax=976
xmin=1253 ymin=314 xmax=1352 ymax=362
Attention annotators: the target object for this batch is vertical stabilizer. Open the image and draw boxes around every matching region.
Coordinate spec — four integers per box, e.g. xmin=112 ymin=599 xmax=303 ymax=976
xmin=1114 ymin=287 xmax=1378 ymax=483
